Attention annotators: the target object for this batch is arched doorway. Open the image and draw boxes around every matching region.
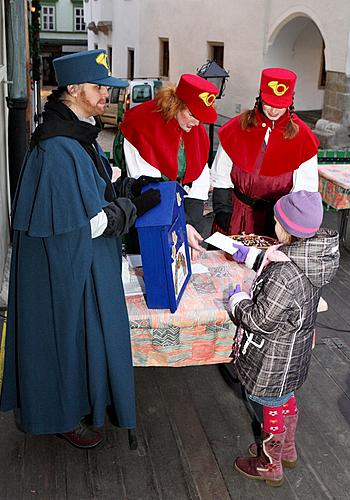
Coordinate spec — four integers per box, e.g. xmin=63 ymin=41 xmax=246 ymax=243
xmin=264 ymin=15 xmax=325 ymax=126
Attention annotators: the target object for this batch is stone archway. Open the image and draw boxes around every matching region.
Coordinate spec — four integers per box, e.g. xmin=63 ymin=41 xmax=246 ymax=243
xmin=264 ymin=15 xmax=325 ymax=115
xmin=264 ymin=12 xmax=350 ymax=148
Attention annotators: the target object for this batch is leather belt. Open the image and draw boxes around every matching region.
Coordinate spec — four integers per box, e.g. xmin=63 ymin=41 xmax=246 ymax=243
xmin=233 ymin=186 xmax=275 ymax=209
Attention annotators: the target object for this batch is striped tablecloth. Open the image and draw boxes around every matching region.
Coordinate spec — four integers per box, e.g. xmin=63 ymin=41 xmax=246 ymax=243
xmin=126 ymin=250 xmax=254 ymax=367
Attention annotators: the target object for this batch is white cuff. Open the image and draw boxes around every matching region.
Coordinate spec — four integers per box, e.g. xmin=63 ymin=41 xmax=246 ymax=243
xmin=229 ymin=291 xmax=250 ymax=314
xmin=90 ymin=210 xmax=108 ymax=238
xmin=245 ymin=247 xmax=262 ymax=269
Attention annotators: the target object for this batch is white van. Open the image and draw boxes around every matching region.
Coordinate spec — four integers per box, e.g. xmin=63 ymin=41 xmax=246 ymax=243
xmin=128 ymin=79 xmax=163 ymax=108
xmin=101 ymin=78 xmax=162 ymax=126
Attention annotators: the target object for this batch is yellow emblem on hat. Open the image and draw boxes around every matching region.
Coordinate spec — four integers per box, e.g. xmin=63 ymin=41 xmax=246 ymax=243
xmin=198 ymin=92 xmax=216 ymax=107
xmin=96 ymin=53 xmax=111 ymax=76
xmin=268 ymin=80 xmax=288 ymax=96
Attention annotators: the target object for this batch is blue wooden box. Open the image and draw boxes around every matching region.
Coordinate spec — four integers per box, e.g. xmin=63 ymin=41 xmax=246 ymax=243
xmin=135 ymin=181 xmax=192 ymax=313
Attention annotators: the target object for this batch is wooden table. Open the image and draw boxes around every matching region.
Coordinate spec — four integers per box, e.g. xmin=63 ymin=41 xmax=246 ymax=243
xmin=125 ymin=250 xmax=254 ymax=367
xmin=318 ymin=163 xmax=350 ymax=249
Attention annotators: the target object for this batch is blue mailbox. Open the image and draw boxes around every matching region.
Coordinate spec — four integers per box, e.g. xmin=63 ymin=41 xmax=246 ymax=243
xmin=135 ymin=181 xmax=192 ymax=313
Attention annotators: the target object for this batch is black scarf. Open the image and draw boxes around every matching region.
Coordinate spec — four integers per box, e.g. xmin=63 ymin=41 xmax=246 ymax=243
xmin=30 ymin=100 xmax=116 ymax=202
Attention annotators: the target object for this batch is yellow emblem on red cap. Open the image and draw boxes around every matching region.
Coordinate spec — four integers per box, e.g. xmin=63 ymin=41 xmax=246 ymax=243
xmin=268 ymin=80 xmax=289 ymax=96
xmin=96 ymin=53 xmax=111 ymax=76
xmin=198 ymin=92 xmax=216 ymax=107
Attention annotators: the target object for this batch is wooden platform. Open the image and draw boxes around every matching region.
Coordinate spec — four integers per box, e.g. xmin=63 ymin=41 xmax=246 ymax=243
xmin=1 ymin=211 xmax=350 ymax=499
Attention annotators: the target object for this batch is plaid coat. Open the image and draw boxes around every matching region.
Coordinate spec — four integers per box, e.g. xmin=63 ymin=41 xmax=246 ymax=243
xmin=234 ymin=229 xmax=339 ymax=397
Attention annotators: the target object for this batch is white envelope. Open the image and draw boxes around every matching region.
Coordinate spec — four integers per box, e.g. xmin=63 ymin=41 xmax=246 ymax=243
xmin=205 ymin=232 xmax=241 ymax=254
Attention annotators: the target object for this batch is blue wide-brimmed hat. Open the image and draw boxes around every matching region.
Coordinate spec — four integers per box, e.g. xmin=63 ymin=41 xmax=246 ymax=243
xmin=53 ymin=49 xmax=128 ymax=88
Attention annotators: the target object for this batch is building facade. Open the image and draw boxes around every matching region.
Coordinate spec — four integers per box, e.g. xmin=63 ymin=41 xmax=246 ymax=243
xmin=85 ymin=0 xmax=350 ymax=146
xmin=40 ymin=0 xmax=87 ymax=85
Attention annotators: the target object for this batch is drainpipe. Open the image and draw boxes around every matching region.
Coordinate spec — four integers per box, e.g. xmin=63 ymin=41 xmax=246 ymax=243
xmin=5 ymin=0 xmax=29 ymax=202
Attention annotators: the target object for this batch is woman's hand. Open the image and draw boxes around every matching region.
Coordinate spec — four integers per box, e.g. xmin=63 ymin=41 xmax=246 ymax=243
xmin=186 ymin=224 xmax=204 ymax=262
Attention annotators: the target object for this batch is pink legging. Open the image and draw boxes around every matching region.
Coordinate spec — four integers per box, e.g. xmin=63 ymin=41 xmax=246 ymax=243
xmin=262 ymin=395 xmax=298 ymax=434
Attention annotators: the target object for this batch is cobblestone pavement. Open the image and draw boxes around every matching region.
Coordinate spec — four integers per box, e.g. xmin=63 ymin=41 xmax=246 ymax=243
xmin=97 ymin=125 xmax=118 ymax=156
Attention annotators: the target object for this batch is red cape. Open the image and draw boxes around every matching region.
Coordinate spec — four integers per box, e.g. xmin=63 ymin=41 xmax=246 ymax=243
xmin=120 ymin=100 xmax=209 ymax=183
xmin=218 ymin=110 xmax=319 ymax=176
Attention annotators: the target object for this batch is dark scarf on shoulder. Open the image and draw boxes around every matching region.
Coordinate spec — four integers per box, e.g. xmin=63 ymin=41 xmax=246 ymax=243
xmin=30 ymin=99 xmax=116 ymax=201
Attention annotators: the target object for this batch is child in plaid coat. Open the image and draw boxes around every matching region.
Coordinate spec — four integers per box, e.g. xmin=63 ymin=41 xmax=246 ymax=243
xmin=228 ymin=190 xmax=339 ymax=486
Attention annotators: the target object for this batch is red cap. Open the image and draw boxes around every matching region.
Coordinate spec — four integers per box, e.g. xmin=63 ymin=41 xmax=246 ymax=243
xmin=176 ymin=74 xmax=218 ymax=123
xmin=260 ymin=67 xmax=297 ymax=108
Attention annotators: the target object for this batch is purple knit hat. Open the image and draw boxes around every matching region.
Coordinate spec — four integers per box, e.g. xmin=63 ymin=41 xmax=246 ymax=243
xmin=274 ymin=190 xmax=323 ymax=238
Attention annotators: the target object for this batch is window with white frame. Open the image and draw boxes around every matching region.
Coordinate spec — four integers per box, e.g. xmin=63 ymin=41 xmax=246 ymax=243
xmin=74 ymin=7 xmax=86 ymax=32
xmin=42 ymin=5 xmax=55 ymax=31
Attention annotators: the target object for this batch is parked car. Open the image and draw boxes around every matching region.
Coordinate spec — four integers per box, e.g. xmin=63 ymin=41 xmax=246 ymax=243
xmin=101 ymin=85 xmax=129 ymax=126
xmin=101 ymin=78 xmax=163 ymax=126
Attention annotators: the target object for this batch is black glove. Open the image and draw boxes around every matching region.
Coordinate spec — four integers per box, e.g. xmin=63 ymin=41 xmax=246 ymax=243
xmin=131 ymin=176 xmax=163 ymax=197
xmin=133 ymin=188 xmax=161 ymax=216
xmin=103 ymin=199 xmax=137 ymax=237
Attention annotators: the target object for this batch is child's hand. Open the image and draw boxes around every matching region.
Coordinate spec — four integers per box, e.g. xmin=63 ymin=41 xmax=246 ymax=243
xmin=228 ymin=284 xmax=241 ymax=299
xmin=227 ymin=284 xmax=250 ymax=315
xmin=231 ymin=242 xmax=249 ymax=263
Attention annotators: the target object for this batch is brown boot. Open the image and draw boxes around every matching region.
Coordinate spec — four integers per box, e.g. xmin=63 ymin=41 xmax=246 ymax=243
xmin=57 ymin=422 xmax=103 ymax=449
xmin=249 ymin=413 xmax=298 ymax=468
xmin=235 ymin=431 xmax=285 ymax=486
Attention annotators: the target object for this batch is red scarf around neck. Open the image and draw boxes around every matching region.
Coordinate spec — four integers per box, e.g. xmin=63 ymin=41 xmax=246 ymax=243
xmin=120 ymin=100 xmax=209 ymax=183
xmin=219 ymin=109 xmax=319 ymax=176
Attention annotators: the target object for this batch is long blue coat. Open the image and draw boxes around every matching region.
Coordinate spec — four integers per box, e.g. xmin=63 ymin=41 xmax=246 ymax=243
xmin=0 ymin=137 xmax=136 ymax=434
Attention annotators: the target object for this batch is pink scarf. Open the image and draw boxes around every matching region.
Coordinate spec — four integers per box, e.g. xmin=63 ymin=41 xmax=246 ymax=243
xmin=256 ymin=244 xmax=290 ymax=278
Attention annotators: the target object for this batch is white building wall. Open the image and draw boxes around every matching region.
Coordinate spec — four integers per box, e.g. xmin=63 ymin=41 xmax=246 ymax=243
xmin=86 ymin=0 xmax=350 ymax=116
xmin=264 ymin=17 xmax=325 ymax=110
xmin=109 ymin=0 xmax=140 ymax=73
xmin=56 ymin=0 xmax=75 ymax=32
xmin=40 ymin=0 xmax=87 ymax=44
xmin=85 ymin=0 xmax=115 ymax=52
xmin=268 ymin=0 xmax=349 ymax=72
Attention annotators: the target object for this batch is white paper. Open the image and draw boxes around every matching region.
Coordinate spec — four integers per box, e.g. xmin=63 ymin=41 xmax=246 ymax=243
xmin=191 ymin=263 xmax=210 ymax=274
xmin=127 ymin=254 xmax=143 ymax=268
xmin=122 ymin=256 xmax=130 ymax=283
xmin=204 ymin=232 xmax=239 ymax=254
xmin=123 ymin=275 xmax=145 ymax=296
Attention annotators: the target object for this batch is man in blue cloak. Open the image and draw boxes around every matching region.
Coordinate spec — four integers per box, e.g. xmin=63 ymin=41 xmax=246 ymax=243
xmin=0 ymin=50 xmax=161 ymax=448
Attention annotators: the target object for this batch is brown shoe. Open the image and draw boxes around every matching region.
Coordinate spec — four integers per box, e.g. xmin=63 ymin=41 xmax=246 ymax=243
xmin=57 ymin=422 xmax=103 ymax=449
